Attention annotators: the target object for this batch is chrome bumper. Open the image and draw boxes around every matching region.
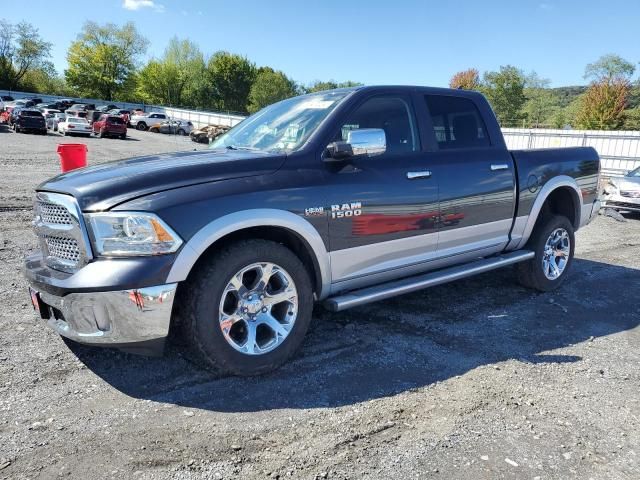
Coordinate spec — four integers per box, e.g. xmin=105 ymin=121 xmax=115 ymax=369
xmin=35 ymin=284 xmax=177 ymax=345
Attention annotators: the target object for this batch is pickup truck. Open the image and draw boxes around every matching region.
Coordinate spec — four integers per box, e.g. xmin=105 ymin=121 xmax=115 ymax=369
xmin=24 ymin=86 xmax=601 ymax=376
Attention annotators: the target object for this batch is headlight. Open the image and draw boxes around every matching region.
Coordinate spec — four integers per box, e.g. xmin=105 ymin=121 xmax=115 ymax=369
xmin=86 ymin=212 xmax=183 ymax=256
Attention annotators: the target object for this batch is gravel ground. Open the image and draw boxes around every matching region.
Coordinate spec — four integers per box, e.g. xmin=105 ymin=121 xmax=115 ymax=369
xmin=0 ymin=125 xmax=639 ymax=480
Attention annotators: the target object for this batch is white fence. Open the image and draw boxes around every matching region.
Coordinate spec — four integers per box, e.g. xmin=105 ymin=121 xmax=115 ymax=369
xmin=0 ymin=89 xmax=245 ymax=128
xmin=502 ymin=128 xmax=640 ymax=177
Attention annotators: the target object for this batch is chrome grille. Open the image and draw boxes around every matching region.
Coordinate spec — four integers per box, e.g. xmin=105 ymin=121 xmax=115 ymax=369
xmin=33 ymin=192 xmax=91 ymax=273
xmin=44 ymin=236 xmax=80 ymax=262
xmin=620 ymin=190 xmax=640 ymax=199
xmin=37 ymin=201 xmax=73 ymax=225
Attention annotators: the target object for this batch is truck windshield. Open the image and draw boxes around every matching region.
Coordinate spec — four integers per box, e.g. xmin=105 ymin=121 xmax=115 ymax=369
xmin=211 ymin=91 xmax=350 ymax=153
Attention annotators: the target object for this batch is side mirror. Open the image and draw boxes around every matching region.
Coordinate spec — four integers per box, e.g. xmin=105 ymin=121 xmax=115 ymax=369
xmin=325 ymin=128 xmax=386 ymax=161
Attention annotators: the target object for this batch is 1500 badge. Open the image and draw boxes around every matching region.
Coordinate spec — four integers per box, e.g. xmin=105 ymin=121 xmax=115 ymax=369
xmin=331 ymin=202 xmax=362 ymax=219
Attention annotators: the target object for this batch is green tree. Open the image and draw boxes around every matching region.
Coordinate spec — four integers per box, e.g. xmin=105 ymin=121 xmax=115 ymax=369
xmin=584 ymin=54 xmax=635 ymax=83
xmin=482 ymin=65 xmax=526 ymax=126
xmin=137 ymin=37 xmax=205 ymax=107
xmin=449 ymin=68 xmax=480 ymax=90
xmin=65 ymin=22 xmax=148 ymax=100
xmin=523 ymin=72 xmax=555 ymax=127
xmin=247 ymin=68 xmax=297 ymax=113
xmin=305 ymin=80 xmax=362 ymax=93
xmin=0 ymin=19 xmax=52 ymax=90
xmin=19 ymin=60 xmax=72 ymax=95
xmin=207 ymin=52 xmax=256 ymax=112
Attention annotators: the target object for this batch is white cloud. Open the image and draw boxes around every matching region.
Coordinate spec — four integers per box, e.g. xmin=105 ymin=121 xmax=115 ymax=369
xmin=122 ymin=0 xmax=164 ymax=12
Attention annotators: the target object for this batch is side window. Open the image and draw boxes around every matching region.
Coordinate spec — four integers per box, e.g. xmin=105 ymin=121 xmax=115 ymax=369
xmin=425 ymin=95 xmax=490 ymax=149
xmin=336 ymin=96 xmax=418 ymax=156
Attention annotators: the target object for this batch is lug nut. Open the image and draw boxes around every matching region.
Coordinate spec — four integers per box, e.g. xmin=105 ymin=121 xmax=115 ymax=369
xmin=262 ymin=307 xmax=267 ymax=313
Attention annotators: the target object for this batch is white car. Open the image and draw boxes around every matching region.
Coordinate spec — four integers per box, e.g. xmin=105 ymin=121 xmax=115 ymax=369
xmin=129 ymin=112 xmax=169 ymax=131
xmin=58 ymin=117 xmax=92 ymax=136
xmin=47 ymin=112 xmax=67 ymax=131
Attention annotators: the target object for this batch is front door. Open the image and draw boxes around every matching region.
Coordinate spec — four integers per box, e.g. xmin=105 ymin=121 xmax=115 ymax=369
xmin=326 ymin=94 xmax=440 ymax=288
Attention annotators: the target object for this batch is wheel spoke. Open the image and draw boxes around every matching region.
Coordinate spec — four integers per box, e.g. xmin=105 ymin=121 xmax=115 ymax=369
xmin=255 ymin=263 xmax=275 ymax=290
xmin=228 ymin=274 xmax=248 ymax=297
xmin=262 ymin=313 xmax=291 ymax=338
xmin=219 ymin=314 xmax=242 ymax=335
xmin=242 ymin=322 xmax=259 ymax=354
xmin=263 ymin=286 xmax=297 ymax=306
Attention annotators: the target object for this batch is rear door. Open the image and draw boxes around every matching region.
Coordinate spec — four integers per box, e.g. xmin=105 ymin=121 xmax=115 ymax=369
xmin=326 ymin=93 xmax=440 ymax=286
xmin=419 ymin=94 xmax=515 ymax=258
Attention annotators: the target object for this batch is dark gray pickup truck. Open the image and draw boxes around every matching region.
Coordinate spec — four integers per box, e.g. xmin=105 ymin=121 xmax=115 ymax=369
xmin=25 ymin=86 xmax=601 ymax=375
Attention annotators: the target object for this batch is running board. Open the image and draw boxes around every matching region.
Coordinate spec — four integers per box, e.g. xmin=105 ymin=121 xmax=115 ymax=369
xmin=323 ymin=250 xmax=535 ymax=312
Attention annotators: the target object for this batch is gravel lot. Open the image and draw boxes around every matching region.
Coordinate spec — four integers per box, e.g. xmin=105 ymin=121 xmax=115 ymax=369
xmin=1 ymin=125 xmax=639 ymax=480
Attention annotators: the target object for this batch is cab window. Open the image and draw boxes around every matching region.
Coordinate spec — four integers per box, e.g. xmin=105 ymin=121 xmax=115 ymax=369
xmin=425 ymin=95 xmax=490 ymax=149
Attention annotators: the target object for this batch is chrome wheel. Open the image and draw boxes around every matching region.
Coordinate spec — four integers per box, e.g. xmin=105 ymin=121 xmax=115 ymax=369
xmin=542 ymin=227 xmax=571 ymax=280
xmin=218 ymin=262 xmax=298 ymax=355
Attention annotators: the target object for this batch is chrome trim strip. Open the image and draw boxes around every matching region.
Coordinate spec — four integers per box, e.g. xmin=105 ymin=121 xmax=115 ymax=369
xmin=514 ymin=175 xmax=583 ymax=250
xmin=165 ymin=209 xmax=332 ymax=300
xmin=38 ymin=283 xmax=177 ymax=344
xmin=324 ymin=250 xmax=535 ymax=312
xmin=406 ymin=170 xmax=432 ymax=180
xmin=491 ymin=164 xmax=509 ymax=171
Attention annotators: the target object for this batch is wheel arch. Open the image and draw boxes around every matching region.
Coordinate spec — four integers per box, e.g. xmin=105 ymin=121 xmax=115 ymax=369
xmin=166 ymin=209 xmax=331 ymax=300
xmin=516 ymin=175 xmax=582 ymax=249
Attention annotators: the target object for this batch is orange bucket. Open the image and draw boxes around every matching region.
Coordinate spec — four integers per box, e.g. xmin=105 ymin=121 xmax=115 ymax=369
xmin=57 ymin=144 xmax=88 ymax=172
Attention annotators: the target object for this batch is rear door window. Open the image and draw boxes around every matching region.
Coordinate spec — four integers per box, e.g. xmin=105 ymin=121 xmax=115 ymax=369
xmin=424 ymin=95 xmax=490 ymax=149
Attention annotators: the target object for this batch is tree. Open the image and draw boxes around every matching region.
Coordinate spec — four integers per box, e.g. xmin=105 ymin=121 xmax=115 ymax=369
xmin=0 ymin=19 xmax=52 ymax=90
xmin=482 ymin=66 xmax=527 ymax=127
xmin=65 ymin=22 xmax=148 ymax=100
xmin=305 ymin=80 xmax=362 ymax=93
xmin=449 ymin=68 xmax=480 ymax=90
xmin=247 ymin=68 xmax=297 ymax=113
xmin=576 ymin=79 xmax=629 ymax=130
xmin=137 ymin=37 xmax=205 ymax=107
xmin=584 ymin=54 xmax=635 ymax=84
xmin=207 ymin=52 xmax=256 ymax=112
xmin=523 ymin=72 xmax=555 ymax=127
xmin=19 ymin=60 xmax=72 ymax=95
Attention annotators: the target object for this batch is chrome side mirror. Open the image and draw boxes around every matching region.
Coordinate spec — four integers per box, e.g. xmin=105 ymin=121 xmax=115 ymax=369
xmin=326 ymin=128 xmax=386 ymax=161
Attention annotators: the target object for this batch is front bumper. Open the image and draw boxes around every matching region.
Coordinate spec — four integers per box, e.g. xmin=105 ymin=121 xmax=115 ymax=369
xmin=32 ymin=283 xmax=177 ymax=345
xmin=602 ymin=193 xmax=640 ymax=212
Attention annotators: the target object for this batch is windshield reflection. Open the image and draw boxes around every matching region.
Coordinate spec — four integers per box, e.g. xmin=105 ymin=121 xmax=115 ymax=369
xmin=211 ymin=91 xmax=350 ymax=153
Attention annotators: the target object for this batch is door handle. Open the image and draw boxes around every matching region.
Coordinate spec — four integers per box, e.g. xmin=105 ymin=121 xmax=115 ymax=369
xmin=406 ymin=170 xmax=432 ymax=180
xmin=491 ymin=164 xmax=509 ymax=171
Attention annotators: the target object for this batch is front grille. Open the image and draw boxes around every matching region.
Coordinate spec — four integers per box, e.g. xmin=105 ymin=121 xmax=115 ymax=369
xmin=33 ymin=192 xmax=90 ymax=272
xmin=37 ymin=201 xmax=73 ymax=225
xmin=44 ymin=236 xmax=80 ymax=263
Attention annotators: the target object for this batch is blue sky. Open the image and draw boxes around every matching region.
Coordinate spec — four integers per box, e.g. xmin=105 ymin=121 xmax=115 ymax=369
xmin=3 ymin=0 xmax=639 ymax=87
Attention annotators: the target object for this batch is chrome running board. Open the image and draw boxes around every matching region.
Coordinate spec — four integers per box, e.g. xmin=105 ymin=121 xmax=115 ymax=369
xmin=323 ymin=250 xmax=535 ymax=312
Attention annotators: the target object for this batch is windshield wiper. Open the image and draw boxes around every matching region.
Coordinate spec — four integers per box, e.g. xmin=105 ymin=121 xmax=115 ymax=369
xmin=226 ymin=145 xmax=259 ymax=151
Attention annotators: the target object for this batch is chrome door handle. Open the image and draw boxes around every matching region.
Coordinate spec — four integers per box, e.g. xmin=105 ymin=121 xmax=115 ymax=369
xmin=491 ymin=164 xmax=509 ymax=171
xmin=406 ymin=170 xmax=432 ymax=180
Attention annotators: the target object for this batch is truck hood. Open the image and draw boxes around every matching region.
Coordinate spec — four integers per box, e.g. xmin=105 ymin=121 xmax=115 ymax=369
xmin=38 ymin=149 xmax=286 ymax=211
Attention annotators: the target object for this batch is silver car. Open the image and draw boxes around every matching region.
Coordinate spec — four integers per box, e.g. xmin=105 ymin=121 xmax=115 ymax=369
xmin=603 ymin=166 xmax=640 ymax=213
xmin=46 ymin=112 xmax=67 ymax=131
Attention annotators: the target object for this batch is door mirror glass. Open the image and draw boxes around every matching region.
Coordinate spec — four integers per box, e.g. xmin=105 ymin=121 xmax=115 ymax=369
xmin=326 ymin=128 xmax=386 ymax=161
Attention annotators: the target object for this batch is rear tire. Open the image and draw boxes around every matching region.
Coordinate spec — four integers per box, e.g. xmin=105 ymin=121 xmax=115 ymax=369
xmin=136 ymin=122 xmax=146 ymax=131
xmin=120 ymin=133 xmax=126 ymax=140
xmin=517 ymin=214 xmax=575 ymax=292
xmin=180 ymin=239 xmax=313 ymax=376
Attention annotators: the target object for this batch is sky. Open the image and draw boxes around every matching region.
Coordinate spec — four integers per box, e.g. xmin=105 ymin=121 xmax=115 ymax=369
xmin=2 ymin=0 xmax=639 ymax=88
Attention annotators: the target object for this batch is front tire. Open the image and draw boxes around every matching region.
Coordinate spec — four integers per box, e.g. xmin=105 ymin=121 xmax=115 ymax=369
xmin=517 ymin=214 xmax=575 ymax=291
xmin=180 ymin=239 xmax=313 ymax=376
xmin=136 ymin=122 xmax=147 ymax=131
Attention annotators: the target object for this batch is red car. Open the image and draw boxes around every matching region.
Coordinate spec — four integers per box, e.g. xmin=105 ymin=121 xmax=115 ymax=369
xmin=92 ymin=114 xmax=127 ymax=139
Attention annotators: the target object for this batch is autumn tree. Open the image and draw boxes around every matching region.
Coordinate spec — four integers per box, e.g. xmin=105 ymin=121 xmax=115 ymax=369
xmin=65 ymin=22 xmax=148 ymax=100
xmin=449 ymin=68 xmax=480 ymax=90
xmin=0 ymin=19 xmax=52 ymax=90
xmin=576 ymin=54 xmax=635 ymax=130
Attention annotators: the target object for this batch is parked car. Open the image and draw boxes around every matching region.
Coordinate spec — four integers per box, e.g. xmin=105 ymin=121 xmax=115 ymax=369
xmin=58 ymin=116 xmax=92 ymax=136
xmin=66 ymin=104 xmax=95 ymax=118
xmin=129 ymin=112 xmax=168 ymax=130
xmin=85 ymin=110 xmax=104 ymax=125
xmin=1 ymin=95 xmax=14 ymax=102
xmin=96 ymin=104 xmax=119 ymax=112
xmin=40 ymin=108 xmax=61 ymax=118
xmin=149 ymin=120 xmax=193 ymax=136
xmin=92 ymin=114 xmax=127 ymax=139
xmin=12 ymin=109 xmax=47 ymax=134
xmin=602 ymin=166 xmax=640 ymax=213
xmin=190 ymin=124 xmax=231 ymax=144
xmin=57 ymin=99 xmax=75 ymax=110
xmin=24 ymin=97 xmax=43 ymax=105
xmin=47 ymin=112 xmax=66 ymax=131
xmin=23 ymin=86 xmax=601 ymax=375
xmin=107 ymin=109 xmax=131 ymax=125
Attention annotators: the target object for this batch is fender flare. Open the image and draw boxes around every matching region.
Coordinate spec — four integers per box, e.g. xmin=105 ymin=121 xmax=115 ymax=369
xmin=514 ymin=175 xmax=583 ymax=250
xmin=165 ymin=209 xmax=332 ymax=300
